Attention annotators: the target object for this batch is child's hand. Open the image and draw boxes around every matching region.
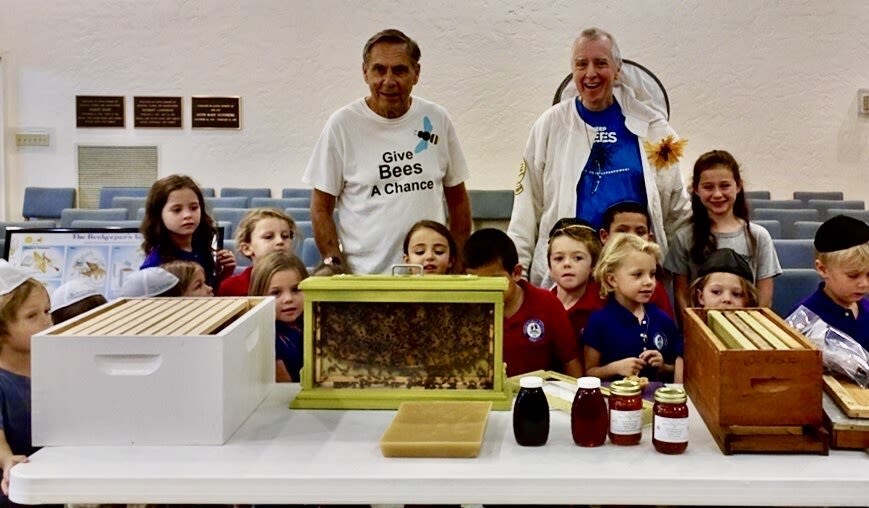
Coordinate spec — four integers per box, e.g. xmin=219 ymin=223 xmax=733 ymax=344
xmin=1 ymin=454 xmax=28 ymax=495
xmin=216 ymin=249 xmax=237 ymax=280
xmin=612 ymin=357 xmax=647 ymax=377
xmin=639 ymin=349 xmax=664 ymax=370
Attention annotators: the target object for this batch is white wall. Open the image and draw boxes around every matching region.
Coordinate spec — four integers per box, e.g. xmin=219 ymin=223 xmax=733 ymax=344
xmin=1 ymin=0 xmax=868 ymax=219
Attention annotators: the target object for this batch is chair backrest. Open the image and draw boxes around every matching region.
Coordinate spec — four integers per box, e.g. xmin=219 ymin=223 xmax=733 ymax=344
xmin=0 ymin=220 xmax=59 ymax=237
xmin=60 ymin=208 xmax=128 ymax=228
xmin=301 ymin=237 xmax=321 ymax=269
xmin=224 ymin=239 xmax=251 ymax=268
xmin=281 ymin=188 xmax=313 ymax=199
xmin=200 ymin=187 xmax=216 ymax=197
xmin=753 ymin=209 xmax=819 ymax=238
xmin=793 ymin=191 xmax=843 ymax=203
xmin=69 ymin=219 xmax=141 ymax=229
xmin=747 ymin=199 xmax=805 ymax=210
xmin=773 ymin=239 xmax=816 ymax=269
xmin=792 ymin=221 xmax=822 ymax=240
xmin=825 ymin=209 xmax=869 ymax=223
xmin=98 ymin=187 xmax=149 ymax=209
xmin=220 ymin=187 xmax=271 ymax=199
xmin=111 ymin=196 xmax=148 ymax=220
xmin=752 ymin=219 xmax=781 ymax=239
xmin=250 ymin=198 xmax=308 ymax=210
xmin=204 ymin=196 xmax=249 ymax=211
xmin=285 ymin=207 xmax=312 ymax=222
xmin=469 ymin=190 xmax=514 ymax=220
xmin=211 ymin=208 xmax=250 ymax=235
xmin=295 ymin=221 xmax=313 ymax=242
xmin=808 ymin=199 xmax=865 ymax=220
xmin=771 ymin=268 xmax=819 ymax=318
xmin=23 ymin=187 xmax=76 ymax=220
xmin=743 ymin=190 xmax=771 ymax=200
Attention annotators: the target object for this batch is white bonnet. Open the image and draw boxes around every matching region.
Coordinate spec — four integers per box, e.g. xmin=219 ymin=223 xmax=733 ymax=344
xmin=118 ymin=267 xmax=179 ymax=298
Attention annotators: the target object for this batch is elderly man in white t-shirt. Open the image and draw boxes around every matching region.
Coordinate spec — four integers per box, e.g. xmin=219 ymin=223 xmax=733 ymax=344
xmin=303 ymin=29 xmax=472 ymax=274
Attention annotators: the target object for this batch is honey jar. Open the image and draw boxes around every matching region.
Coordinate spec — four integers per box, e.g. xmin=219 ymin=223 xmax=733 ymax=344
xmin=652 ymin=386 xmax=689 ymax=454
xmin=608 ymin=379 xmax=642 ymax=445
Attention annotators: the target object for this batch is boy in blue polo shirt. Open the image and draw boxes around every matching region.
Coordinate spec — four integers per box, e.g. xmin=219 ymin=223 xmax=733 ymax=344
xmin=796 ymin=215 xmax=869 ymax=351
xmin=463 ymin=228 xmax=583 ymax=379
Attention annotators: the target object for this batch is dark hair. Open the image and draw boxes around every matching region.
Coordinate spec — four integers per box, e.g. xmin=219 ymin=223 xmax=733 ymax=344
xmin=402 ymin=220 xmax=458 ymax=271
xmin=601 ymin=201 xmax=650 ymax=232
xmin=140 ymin=174 xmax=218 ymax=282
xmin=363 ymin=29 xmax=421 ymax=67
xmin=548 ymin=217 xmax=596 ymax=238
xmin=51 ymin=294 xmax=107 ymax=325
xmin=689 ymin=150 xmax=756 ymax=266
xmin=462 ymin=228 xmax=518 ymax=273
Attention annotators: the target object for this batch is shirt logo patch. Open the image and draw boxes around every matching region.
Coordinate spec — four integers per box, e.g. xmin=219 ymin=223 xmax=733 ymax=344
xmin=524 ymin=319 xmax=545 ymax=342
xmin=653 ymin=333 xmax=667 ymax=350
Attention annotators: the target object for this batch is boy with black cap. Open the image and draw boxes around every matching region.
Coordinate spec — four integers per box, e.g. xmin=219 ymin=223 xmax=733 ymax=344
xmin=796 ymin=215 xmax=869 ymax=350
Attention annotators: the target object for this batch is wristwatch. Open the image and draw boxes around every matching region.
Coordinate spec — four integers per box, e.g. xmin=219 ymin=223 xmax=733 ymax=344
xmin=323 ymin=256 xmax=342 ymax=267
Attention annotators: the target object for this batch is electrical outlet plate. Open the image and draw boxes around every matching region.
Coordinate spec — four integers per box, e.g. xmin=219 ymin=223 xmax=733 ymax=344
xmin=16 ymin=131 xmax=50 ymax=147
xmin=859 ymin=89 xmax=869 ymax=116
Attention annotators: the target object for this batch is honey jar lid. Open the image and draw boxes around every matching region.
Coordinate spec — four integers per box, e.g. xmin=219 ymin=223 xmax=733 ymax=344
xmin=519 ymin=376 xmax=544 ymax=389
xmin=609 ymin=379 xmax=642 ymax=396
xmin=654 ymin=386 xmax=687 ymax=404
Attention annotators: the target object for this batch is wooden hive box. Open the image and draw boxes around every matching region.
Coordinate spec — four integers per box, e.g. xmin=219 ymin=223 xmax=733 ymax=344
xmin=823 ymin=375 xmax=869 ymax=449
xmin=683 ymin=307 xmax=828 ymax=454
xmin=291 ymin=275 xmax=512 ymax=410
xmin=32 ymin=297 xmax=275 ymax=446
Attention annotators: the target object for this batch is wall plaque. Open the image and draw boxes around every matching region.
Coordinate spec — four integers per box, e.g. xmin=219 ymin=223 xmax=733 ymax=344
xmin=134 ymin=96 xmax=182 ymax=128
xmin=191 ymin=96 xmax=241 ymax=129
xmin=76 ymin=96 xmax=125 ymax=128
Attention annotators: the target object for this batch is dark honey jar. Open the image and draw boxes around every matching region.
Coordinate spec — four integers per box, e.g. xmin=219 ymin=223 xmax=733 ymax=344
xmin=513 ymin=376 xmax=549 ymax=446
xmin=652 ymin=386 xmax=689 ymax=454
xmin=608 ymin=379 xmax=642 ymax=445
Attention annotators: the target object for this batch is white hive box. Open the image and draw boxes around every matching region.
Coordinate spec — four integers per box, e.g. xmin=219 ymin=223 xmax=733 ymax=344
xmin=32 ymin=297 xmax=275 ymax=446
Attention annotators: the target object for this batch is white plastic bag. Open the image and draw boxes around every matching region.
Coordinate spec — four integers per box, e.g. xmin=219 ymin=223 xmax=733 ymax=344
xmin=786 ymin=305 xmax=869 ymax=388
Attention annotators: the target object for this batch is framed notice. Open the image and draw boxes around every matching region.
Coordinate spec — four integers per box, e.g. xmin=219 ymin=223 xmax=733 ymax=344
xmin=134 ymin=96 xmax=182 ymax=128
xmin=191 ymin=96 xmax=241 ymax=129
xmin=76 ymin=95 xmax=125 ymax=128
xmin=3 ymin=228 xmax=224 ymax=300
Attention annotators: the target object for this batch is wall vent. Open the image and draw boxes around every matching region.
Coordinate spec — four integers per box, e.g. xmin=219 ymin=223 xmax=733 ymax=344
xmin=77 ymin=145 xmax=158 ymax=208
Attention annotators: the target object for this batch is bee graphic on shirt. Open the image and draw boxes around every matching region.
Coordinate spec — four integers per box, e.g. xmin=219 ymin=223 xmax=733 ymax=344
xmin=414 ymin=116 xmax=439 ymax=153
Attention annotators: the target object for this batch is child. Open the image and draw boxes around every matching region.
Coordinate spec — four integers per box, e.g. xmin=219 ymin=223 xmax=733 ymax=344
xmin=600 ymin=201 xmax=675 ymax=318
xmin=49 ymin=279 xmax=108 ymax=324
xmin=402 ymin=220 xmax=458 ymax=274
xmin=311 ymin=260 xmax=349 ymax=277
xmin=547 ymin=220 xmax=603 ymax=347
xmin=689 ymin=248 xmax=759 ymax=308
xmin=463 ymin=228 xmax=582 ymax=378
xmin=161 ymin=260 xmax=214 ymax=297
xmin=583 ymin=233 xmax=683 ymax=383
xmin=140 ymin=174 xmax=236 ymax=292
xmin=796 ymin=215 xmax=869 ymax=350
xmin=664 ymin=150 xmax=780 ymax=312
xmin=118 ymin=267 xmax=181 ymax=298
xmin=218 ymin=208 xmax=296 ymax=296
xmin=0 ymin=260 xmax=53 ymax=498
xmin=249 ymin=251 xmax=308 ymax=382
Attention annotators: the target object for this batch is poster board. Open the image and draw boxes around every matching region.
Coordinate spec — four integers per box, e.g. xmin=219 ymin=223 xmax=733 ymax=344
xmin=3 ymin=228 xmax=223 ymax=300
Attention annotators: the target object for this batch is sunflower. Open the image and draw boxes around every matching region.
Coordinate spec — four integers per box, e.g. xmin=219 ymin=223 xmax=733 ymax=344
xmin=643 ymin=135 xmax=687 ymax=170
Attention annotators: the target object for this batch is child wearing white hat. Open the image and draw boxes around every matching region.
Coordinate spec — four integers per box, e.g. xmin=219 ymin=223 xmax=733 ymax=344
xmin=117 ymin=267 xmax=180 ymax=298
xmin=50 ymin=279 xmax=108 ymax=325
xmin=0 ymin=260 xmax=53 ymax=498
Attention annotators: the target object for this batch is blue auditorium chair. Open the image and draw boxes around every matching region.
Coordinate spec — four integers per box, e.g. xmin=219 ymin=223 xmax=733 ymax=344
xmin=772 ymin=269 xmax=820 ymax=318
xmin=220 ymin=187 xmax=271 ymax=199
xmin=224 ymin=240 xmax=250 ymax=268
xmin=743 ymin=190 xmax=771 ymax=200
xmin=295 ymin=221 xmax=313 ymax=242
xmin=793 ymin=191 xmax=843 ymax=203
xmin=753 ymin=209 xmax=819 ymax=238
xmin=773 ymin=239 xmax=815 ymax=269
xmin=808 ymin=200 xmax=865 ymax=221
xmin=22 ymin=187 xmax=76 ymax=221
xmin=211 ymin=209 xmax=249 ymax=237
xmin=250 ymin=198 xmax=306 ymax=210
xmin=281 ymin=188 xmax=313 ymax=199
xmin=753 ymin=220 xmax=781 ymax=239
xmin=825 ymin=209 xmax=869 ymax=223
xmin=792 ymin=221 xmax=822 ymax=240
xmin=111 ymin=196 xmax=148 ymax=220
xmin=747 ymin=199 xmax=805 ymax=210
xmin=98 ymin=187 xmax=149 ymax=209
xmin=285 ymin=208 xmax=312 ymax=222
xmin=204 ymin=196 xmax=249 ymax=210
xmin=301 ymin=237 xmax=321 ymax=269
xmin=60 ymin=208 xmax=128 ymax=228
xmin=69 ymin=220 xmax=142 ymax=229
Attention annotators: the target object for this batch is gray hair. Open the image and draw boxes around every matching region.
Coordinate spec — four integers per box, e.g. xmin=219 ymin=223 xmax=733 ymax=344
xmin=574 ymin=27 xmax=622 ymax=68
xmin=362 ymin=29 xmax=421 ymax=68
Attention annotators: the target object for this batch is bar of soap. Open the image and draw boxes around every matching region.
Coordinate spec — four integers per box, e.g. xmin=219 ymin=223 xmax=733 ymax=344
xmin=380 ymin=401 xmax=492 ymax=458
